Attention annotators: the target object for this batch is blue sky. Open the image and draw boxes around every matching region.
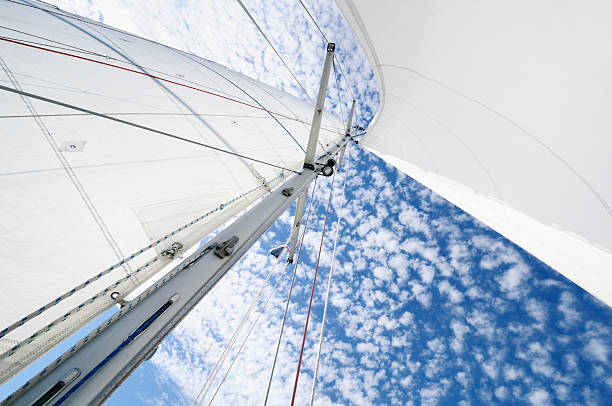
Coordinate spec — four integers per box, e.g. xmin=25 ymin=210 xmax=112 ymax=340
xmin=5 ymin=0 xmax=611 ymax=405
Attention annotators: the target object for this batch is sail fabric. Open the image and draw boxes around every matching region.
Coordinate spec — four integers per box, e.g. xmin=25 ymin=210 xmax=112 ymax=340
xmin=0 ymin=0 xmax=343 ymax=381
xmin=335 ymin=0 xmax=612 ymax=306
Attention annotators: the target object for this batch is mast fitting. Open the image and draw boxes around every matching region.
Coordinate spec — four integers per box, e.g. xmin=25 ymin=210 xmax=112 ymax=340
xmin=214 ymin=236 xmax=239 ymax=258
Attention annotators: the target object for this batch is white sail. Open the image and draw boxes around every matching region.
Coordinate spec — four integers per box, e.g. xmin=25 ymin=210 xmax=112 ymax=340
xmin=335 ymin=0 xmax=612 ymax=306
xmin=0 ymin=0 xmax=343 ymax=381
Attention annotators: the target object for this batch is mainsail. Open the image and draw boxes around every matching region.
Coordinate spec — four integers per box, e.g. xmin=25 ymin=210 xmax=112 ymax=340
xmin=0 ymin=0 xmax=344 ymax=383
xmin=335 ymin=0 xmax=612 ymax=306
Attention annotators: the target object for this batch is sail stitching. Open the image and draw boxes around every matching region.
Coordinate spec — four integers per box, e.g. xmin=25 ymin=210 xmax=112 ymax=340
xmin=379 ymin=63 xmax=612 ymax=219
xmin=0 ymin=56 xmax=135 ymax=278
xmin=0 ymin=84 xmax=301 ymax=174
xmin=0 ymin=37 xmax=340 ymax=134
xmin=183 ymin=52 xmax=307 ymax=153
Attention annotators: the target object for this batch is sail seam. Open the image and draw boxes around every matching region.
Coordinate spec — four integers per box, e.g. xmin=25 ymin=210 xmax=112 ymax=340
xmin=0 ymin=56 xmax=134 ymax=278
xmin=0 ymin=37 xmax=340 ymax=134
xmin=0 ymin=84 xmax=300 ymax=174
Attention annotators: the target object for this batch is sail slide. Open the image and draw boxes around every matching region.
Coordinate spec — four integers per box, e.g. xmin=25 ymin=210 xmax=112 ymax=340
xmin=335 ymin=0 xmax=612 ymax=306
xmin=0 ymin=0 xmax=344 ymax=382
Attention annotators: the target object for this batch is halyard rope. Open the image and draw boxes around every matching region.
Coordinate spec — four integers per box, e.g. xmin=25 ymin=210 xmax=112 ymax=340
xmin=191 ymin=225 xmax=300 ymax=406
xmin=263 ymin=176 xmax=319 ymax=405
xmin=309 ymin=146 xmax=350 ymax=404
xmin=205 ymin=262 xmax=290 ymax=406
xmin=290 ymin=169 xmax=337 ymax=406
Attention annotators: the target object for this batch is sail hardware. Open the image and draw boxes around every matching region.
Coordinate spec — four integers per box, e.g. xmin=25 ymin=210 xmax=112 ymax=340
xmin=161 ymin=242 xmax=183 ymax=259
xmin=143 ymin=345 xmax=159 ymax=361
xmin=31 ymin=368 xmax=80 ymax=406
xmin=282 ymin=187 xmax=294 ymax=197
xmin=110 ymin=292 xmax=129 ymax=308
xmin=192 ymin=229 xmax=302 ymax=406
xmin=59 ymin=141 xmax=86 ymax=152
xmin=214 ymin=236 xmax=239 ymax=258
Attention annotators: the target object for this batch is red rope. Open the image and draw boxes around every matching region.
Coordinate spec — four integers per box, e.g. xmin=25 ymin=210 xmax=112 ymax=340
xmin=0 ymin=37 xmax=338 ymax=133
xmin=290 ymin=172 xmax=336 ymax=405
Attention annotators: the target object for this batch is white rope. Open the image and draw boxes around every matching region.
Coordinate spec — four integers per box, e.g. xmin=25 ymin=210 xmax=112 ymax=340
xmin=235 ymin=0 xmax=313 ymax=103
xmin=309 ymin=146 xmax=350 ymax=405
xmin=191 ymin=226 xmax=299 ymax=406
xmin=205 ymin=262 xmax=290 ymax=406
xmin=297 ymin=0 xmax=356 ymax=100
xmin=263 ymin=178 xmax=319 ymax=405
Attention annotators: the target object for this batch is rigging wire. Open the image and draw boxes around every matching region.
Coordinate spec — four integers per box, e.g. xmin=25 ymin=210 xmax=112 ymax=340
xmin=309 ymin=146 xmax=350 ymax=405
xmin=290 ymin=168 xmax=338 ymax=406
xmin=333 ymin=59 xmax=347 ymax=129
xmin=191 ymin=261 xmax=285 ymax=406
xmin=204 ymin=261 xmax=290 ymax=406
xmin=263 ymin=177 xmax=319 ymax=405
xmin=296 ymin=0 xmax=356 ymax=100
xmin=191 ymin=226 xmax=300 ymax=406
xmin=0 ymin=84 xmax=299 ymax=174
xmin=183 ymin=52 xmax=306 ymax=153
xmin=235 ymin=0 xmax=313 ymax=103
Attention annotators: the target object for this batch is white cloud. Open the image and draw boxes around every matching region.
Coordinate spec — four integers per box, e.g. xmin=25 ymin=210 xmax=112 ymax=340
xmin=527 ymin=388 xmax=552 ymax=406
xmin=584 ymin=338 xmax=609 ymax=362
xmin=526 ymin=298 xmax=547 ymax=325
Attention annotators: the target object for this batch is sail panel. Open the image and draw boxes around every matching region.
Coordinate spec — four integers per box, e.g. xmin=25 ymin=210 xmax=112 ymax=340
xmin=336 ymin=0 xmax=612 ymax=306
xmin=0 ymin=0 xmax=343 ymax=380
